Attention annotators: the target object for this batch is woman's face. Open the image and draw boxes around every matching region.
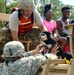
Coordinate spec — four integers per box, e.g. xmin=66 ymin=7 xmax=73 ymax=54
xmin=23 ymin=9 xmax=33 ymax=17
xmin=45 ymin=9 xmax=53 ymax=19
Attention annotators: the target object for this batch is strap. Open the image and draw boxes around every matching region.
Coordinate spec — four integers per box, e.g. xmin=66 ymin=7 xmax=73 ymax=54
xmin=31 ymin=11 xmax=34 ymax=24
xmin=17 ymin=9 xmax=22 ymax=20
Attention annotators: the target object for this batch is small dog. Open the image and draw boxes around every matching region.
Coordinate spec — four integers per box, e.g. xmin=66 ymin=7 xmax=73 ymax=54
xmin=39 ymin=31 xmax=63 ymax=56
xmin=39 ymin=31 xmax=72 ymax=60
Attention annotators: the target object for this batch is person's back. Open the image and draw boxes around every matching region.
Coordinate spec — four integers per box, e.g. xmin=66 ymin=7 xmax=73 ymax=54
xmin=2 ymin=54 xmax=45 ymax=75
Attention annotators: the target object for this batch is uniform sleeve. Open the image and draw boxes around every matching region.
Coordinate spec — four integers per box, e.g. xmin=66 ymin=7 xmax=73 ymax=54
xmin=35 ymin=54 xmax=47 ymax=65
xmin=23 ymin=51 xmax=34 ymax=57
xmin=30 ymin=54 xmax=47 ymax=75
xmin=9 ymin=11 xmax=19 ymax=31
xmin=34 ymin=9 xmax=43 ymax=26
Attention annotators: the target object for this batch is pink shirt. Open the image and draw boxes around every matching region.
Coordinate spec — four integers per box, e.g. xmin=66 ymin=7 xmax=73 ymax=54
xmin=43 ymin=19 xmax=56 ymax=34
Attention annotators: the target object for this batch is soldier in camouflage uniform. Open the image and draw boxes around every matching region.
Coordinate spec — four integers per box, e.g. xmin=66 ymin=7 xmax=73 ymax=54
xmin=0 ymin=41 xmax=59 ymax=75
xmin=0 ymin=27 xmax=41 ymax=62
xmin=1 ymin=41 xmax=47 ymax=75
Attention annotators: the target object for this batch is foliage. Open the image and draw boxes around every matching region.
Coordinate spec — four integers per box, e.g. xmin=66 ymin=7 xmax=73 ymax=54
xmin=0 ymin=0 xmax=6 ymax=13
xmin=6 ymin=2 xmax=18 ymax=14
xmin=0 ymin=1 xmax=18 ymax=28
xmin=0 ymin=0 xmax=6 ymax=29
xmin=0 ymin=0 xmax=74 ymax=29
xmin=69 ymin=5 xmax=74 ymax=20
xmin=35 ymin=0 xmax=74 ymax=21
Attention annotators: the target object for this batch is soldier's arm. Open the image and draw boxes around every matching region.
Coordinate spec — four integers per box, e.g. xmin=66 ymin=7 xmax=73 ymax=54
xmin=23 ymin=44 xmax=42 ymax=57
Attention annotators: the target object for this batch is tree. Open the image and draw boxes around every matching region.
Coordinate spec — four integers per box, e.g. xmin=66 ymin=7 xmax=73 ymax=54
xmin=0 ymin=0 xmax=6 ymax=29
xmin=4 ymin=0 xmax=18 ymax=13
xmin=0 ymin=0 xmax=74 ymax=28
xmin=50 ymin=0 xmax=64 ymax=20
xmin=0 ymin=0 xmax=5 ymax=13
xmin=69 ymin=5 xmax=74 ymax=20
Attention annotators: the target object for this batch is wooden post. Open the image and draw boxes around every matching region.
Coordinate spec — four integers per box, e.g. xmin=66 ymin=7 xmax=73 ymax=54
xmin=64 ymin=24 xmax=74 ymax=57
xmin=20 ymin=40 xmax=31 ymax=52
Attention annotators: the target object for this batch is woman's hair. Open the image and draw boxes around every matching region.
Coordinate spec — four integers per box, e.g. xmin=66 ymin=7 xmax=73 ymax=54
xmin=44 ymin=4 xmax=51 ymax=16
xmin=61 ymin=6 xmax=70 ymax=12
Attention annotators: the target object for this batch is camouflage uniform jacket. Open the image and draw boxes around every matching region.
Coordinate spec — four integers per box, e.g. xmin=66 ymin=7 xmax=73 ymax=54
xmin=1 ymin=51 xmax=47 ymax=75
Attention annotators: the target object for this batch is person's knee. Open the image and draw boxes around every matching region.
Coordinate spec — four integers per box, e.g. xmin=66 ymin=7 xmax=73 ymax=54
xmin=58 ymin=37 xmax=67 ymax=43
xmin=63 ymin=37 xmax=67 ymax=43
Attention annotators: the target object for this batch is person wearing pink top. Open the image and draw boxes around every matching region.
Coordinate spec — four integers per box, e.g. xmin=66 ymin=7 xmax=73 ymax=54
xmin=43 ymin=19 xmax=56 ymax=34
xmin=43 ymin=4 xmax=67 ymax=50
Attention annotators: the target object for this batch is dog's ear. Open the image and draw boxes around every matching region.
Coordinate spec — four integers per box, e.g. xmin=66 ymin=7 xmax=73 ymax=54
xmin=43 ymin=31 xmax=51 ymax=39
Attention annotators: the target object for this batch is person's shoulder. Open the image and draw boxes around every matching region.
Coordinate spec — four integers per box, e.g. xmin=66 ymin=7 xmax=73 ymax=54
xmin=33 ymin=9 xmax=38 ymax=13
xmin=56 ymin=18 xmax=62 ymax=24
xmin=42 ymin=18 xmax=46 ymax=21
xmin=10 ymin=11 xmax=18 ymax=16
xmin=33 ymin=9 xmax=40 ymax=15
xmin=9 ymin=11 xmax=19 ymax=21
xmin=51 ymin=20 xmax=56 ymax=22
xmin=56 ymin=18 xmax=61 ymax=22
xmin=10 ymin=11 xmax=18 ymax=18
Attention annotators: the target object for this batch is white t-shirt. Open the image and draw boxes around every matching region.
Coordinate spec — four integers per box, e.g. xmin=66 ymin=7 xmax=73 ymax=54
xmin=45 ymin=53 xmax=58 ymax=59
xmin=9 ymin=9 xmax=43 ymax=31
xmin=59 ymin=18 xmax=70 ymax=34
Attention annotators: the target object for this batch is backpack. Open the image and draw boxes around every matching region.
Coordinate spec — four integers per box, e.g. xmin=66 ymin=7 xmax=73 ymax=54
xmin=5 ymin=7 xmax=34 ymax=27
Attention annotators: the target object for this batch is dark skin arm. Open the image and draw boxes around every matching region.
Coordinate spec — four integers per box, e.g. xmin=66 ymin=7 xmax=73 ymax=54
xmin=56 ymin=20 xmax=63 ymax=36
xmin=52 ymin=28 xmax=56 ymax=35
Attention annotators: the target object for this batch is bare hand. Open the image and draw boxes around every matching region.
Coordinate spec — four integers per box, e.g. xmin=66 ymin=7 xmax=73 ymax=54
xmin=33 ymin=44 xmax=42 ymax=55
xmin=51 ymin=44 xmax=59 ymax=54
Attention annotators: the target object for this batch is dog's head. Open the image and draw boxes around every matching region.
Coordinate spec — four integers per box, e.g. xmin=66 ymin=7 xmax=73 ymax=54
xmin=39 ymin=31 xmax=64 ymax=56
xmin=39 ymin=31 xmax=51 ymax=41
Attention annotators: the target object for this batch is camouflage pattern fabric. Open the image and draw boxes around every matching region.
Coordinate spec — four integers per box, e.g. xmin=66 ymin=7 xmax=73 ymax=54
xmin=0 ymin=28 xmax=12 ymax=62
xmin=23 ymin=28 xmax=41 ymax=50
xmin=1 ymin=53 xmax=46 ymax=75
xmin=0 ymin=41 xmax=58 ymax=75
xmin=0 ymin=41 xmax=46 ymax=75
xmin=0 ymin=27 xmax=12 ymax=51
xmin=0 ymin=27 xmax=40 ymax=62
xmin=0 ymin=27 xmax=40 ymax=51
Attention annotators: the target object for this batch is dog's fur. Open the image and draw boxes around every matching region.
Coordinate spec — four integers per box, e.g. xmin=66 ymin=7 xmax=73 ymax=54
xmin=39 ymin=31 xmax=73 ymax=60
xmin=39 ymin=31 xmax=63 ymax=56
